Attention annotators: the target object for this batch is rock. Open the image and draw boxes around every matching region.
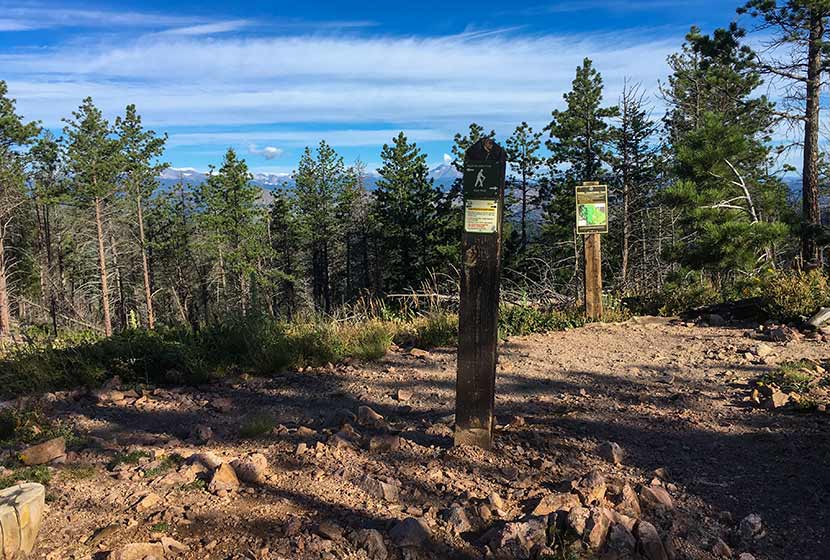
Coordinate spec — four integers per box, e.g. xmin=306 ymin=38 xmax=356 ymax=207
xmin=442 ymin=506 xmax=472 ymax=536
xmin=583 ymin=507 xmax=611 ymax=550
xmin=187 ymin=452 xmax=222 ymax=470
xmin=488 ymin=492 xmax=505 ymax=511
xmin=639 ymin=485 xmax=673 ymax=513
xmin=481 ymin=517 xmax=547 ymax=560
xmin=708 ymin=314 xmax=726 ymax=327
xmin=737 ymin=554 xmax=756 ymax=560
xmin=763 ymin=389 xmax=789 ymax=409
xmin=530 ymin=492 xmax=580 ymax=516
xmin=93 ymin=389 xmax=125 ymax=403
xmin=133 ymin=492 xmax=162 ymax=512
xmin=607 ymin=522 xmax=636 ymax=553
xmin=231 ymin=453 xmax=268 ymax=484
xmin=357 ymin=406 xmax=386 ymax=429
xmin=567 ymin=506 xmax=590 ymax=536
xmin=108 ymin=542 xmax=166 ymax=560
xmin=318 ymin=520 xmax=343 ymax=540
xmin=808 ymin=307 xmax=830 ymax=327
xmin=359 ymin=476 xmax=400 ymax=503
xmin=768 ymin=326 xmax=799 ymax=343
xmin=575 ymin=470 xmax=607 ymax=505
xmin=389 ymin=517 xmax=431 ymax=548
xmin=738 ymin=513 xmax=764 ymax=541
xmin=0 ymin=483 xmax=45 ymax=558
xmin=396 ymin=388 xmax=413 ymax=402
xmin=209 ymin=397 xmax=234 ymax=413
xmin=369 ymin=434 xmax=400 ymax=452
xmin=409 ymin=348 xmax=430 ymax=358
xmin=161 ymin=536 xmax=189 ymax=553
xmin=19 ymin=437 xmax=65 ymax=466
xmin=615 ymin=484 xmax=641 ymax=517
xmin=207 ymin=463 xmax=239 ymax=494
xmin=635 ymin=520 xmax=668 ymax=560
xmin=712 ymin=538 xmax=732 ymax=558
xmin=599 ymin=441 xmax=624 ymax=465
xmin=752 ymin=343 xmax=774 ymax=358
xmin=357 ymin=528 xmax=388 ymax=560
xmin=189 ymin=424 xmax=213 ymax=444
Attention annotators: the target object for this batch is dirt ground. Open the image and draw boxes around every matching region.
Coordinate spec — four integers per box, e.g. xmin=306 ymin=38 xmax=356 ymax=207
xmin=20 ymin=317 xmax=830 ymax=560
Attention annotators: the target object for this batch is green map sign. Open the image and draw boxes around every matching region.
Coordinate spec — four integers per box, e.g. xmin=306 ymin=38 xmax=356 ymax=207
xmin=575 ymin=183 xmax=608 ymax=234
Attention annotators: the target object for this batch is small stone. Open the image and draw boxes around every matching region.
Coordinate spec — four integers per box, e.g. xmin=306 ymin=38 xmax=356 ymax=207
xmin=763 ymin=389 xmax=790 ymax=409
xmin=615 ymin=484 xmax=641 ymax=517
xmin=133 ymin=492 xmax=162 ymax=512
xmin=567 ymin=506 xmax=590 ymax=536
xmin=752 ymin=343 xmax=773 ymax=358
xmin=575 ymin=470 xmax=607 ymax=505
xmin=357 ymin=406 xmax=386 ymax=429
xmin=359 ymin=476 xmax=399 ymax=503
xmin=369 ymin=434 xmax=400 ymax=452
xmin=607 ymin=522 xmax=636 ymax=553
xmin=207 ymin=463 xmax=239 ymax=494
xmin=599 ymin=441 xmax=624 ymax=465
xmin=708 ymin=314 xmax=726 ymax=327
xmin=583 ymin=507 xmax=611 ymax=550
xmin=488 ymin=492 xmax=504 ymax=510
xmin=161 ymin=536 xmax=190 ymax=553
xmin=396 ymin=388 xmax=413 ymax=402
xmin=712 ymin=538 xmax=732 ymax=558
xmin=409 ymin=348 xmax=430 ymax=358
xmin=389 ymin=517 xmax=431 ymax=548
xmin=19 ymin=437 xmax=65 ymax=466
xmin=639 ymin=485 xmax=673 ymax=513
xmin=530 ymin=492 xmax=580 ymax=516
xmin=737 ymin=554 xmax=756 ymax=560
xmin=635 ymin=520 xmax=668 ymax=560
xmin=318 ymin=520 xmax=343 ymax=540
xmin=188 ymin=452 xmax=222 ymax=470
xmin=442 ymin=506 xmax=472 ymax=536
xmin=738 ymin=513 xmax=764 ymax=541
xmin=209 ymin=397 xmax=233 ymax=413
xmin=357 ymin=528 xmax=388 ymax=559
xmin=93 ymin=389 xmax=125 ymax=403
xmin=231 ymin=453 xmax=268 ymax=484
xmin=108 ymin=542 xmax=165 ymax=560
xmin=190 ymin=424 xmax=213 ymax=444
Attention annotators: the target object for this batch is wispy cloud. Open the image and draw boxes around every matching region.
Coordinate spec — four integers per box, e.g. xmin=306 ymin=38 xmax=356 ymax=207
xmin=157 ymin=20 xmax=252 ymax=36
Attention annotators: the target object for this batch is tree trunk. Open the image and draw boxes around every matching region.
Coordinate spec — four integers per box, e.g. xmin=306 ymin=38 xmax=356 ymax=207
xmin=0 ymin=235 xmax=10 ymax=339
xmin=802 ymin=9 xmax=823 ymax=265
xmin=137 ymin=196 xmax=155 ymax=329
xmin=110 ymin=233 xmax=127 ymax=331
xmin=94 ymin=197 xmax=113 ymax=336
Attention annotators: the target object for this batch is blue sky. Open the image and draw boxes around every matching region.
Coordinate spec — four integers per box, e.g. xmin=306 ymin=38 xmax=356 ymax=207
xmin=2 ymin=1 xmax=756 ymax=174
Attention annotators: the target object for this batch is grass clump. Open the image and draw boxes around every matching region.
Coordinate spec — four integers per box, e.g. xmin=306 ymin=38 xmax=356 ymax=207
xmin=0 ymin=465 xmax=52 ymax=490
xmin=143 ymin=454 xmax=184 ymax=478
xmin=150 ymin=522 xmax=169 ymax=533
xmin=179 ymin=479 xmax=206 ymax=492
xmin=760 ymin=360 xmax=823 ymax=395
xmin=61 ymin=464 xmax=97 ymax=480
xmin=239 ymin=412 xmax=278 ymax=439
xmin=108 ymin=450 xmax=152 ymax=470
xmin=499 ymin=305 xmax=585 ymax=338
xmin=0 ymin=407 xmax=75 ymax=447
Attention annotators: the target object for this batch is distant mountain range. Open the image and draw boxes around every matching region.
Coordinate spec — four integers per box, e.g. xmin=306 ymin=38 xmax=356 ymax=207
xmin=158 ymin=163 xmax=462 ymax=192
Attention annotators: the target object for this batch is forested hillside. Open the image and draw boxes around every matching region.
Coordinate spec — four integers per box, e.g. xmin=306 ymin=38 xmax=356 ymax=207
xmin=1 ymin=13 xmax=829 ymax=344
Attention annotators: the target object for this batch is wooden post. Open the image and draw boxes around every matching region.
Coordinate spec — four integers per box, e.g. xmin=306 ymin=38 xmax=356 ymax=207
xmin=584 ymin=233 xmax=602 ymax=320
xmin=455 ymin=138 xmax=506 ymax=450
xmin=575 ymin=181 xmax=607 ymax=321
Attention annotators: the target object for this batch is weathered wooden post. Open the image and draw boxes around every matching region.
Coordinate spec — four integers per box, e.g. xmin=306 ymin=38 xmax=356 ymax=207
xmin=455 ymin=138 xmax=506 ymax=449
xmin=576 ymin=181 xmax=608 ymax=320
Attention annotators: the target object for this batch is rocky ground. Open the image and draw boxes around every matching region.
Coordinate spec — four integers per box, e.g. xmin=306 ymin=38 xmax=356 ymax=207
xmin=6 ymin=317 xmax=830 ymax=560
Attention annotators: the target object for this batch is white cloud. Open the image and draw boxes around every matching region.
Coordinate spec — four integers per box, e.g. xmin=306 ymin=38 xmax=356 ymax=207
xmin=443 ymin=153 xmax=452 ymax=163
xmin=248 ymin=144 xmax=284 ymax=160
xmin=157 ymin=20 xmax=252 ymax=36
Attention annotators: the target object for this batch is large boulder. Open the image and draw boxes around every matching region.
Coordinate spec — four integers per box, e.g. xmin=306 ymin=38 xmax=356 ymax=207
xmin=19 ymin=437 xmax=65 ymax=466
xmin=0 ymin=484 xmax=45 ymax=558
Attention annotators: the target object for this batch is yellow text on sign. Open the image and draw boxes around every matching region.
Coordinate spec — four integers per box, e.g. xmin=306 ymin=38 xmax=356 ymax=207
xmin=464 ymin=199 xmax=499 ymax=234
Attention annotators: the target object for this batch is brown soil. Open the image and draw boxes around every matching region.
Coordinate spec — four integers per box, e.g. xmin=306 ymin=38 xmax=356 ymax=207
xmin=23 ymin=318 xmax=830 ymax=559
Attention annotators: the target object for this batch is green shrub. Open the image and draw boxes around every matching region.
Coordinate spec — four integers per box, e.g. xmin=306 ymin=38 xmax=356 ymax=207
xmin=0 ymin=466 xmax=51 ymax=490
xmin=657 ymin=271 xmax=721 ymax=316
xmin=499 ymin=305 xmax=585 ymax=337
xmin=408 ymin=312 xmax=458 ymax=348
xmin=759 ymin=269 xmax=830 ymax=320
xmin=347 ymin=321 xmax=395 ymax=360
xmin=239 ymin=412 xmax=277 ymax=439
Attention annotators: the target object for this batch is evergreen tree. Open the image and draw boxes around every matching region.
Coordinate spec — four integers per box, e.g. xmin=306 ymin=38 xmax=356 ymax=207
xmin=505 ymin=122 xmax=543 ymax=253
xmin=541 ymin=59 xmax=618 ymax=290
xmin=195 ymin=148 xmax=268 ymax=315
xmin=738 ymin=0 xmax=830 ymax=264
xmin=63 ymin=97 xmax=122 ymax=336
xmin=268 ymin=187 xmax=300 ymax=317
xmin=374 ymin=132 xmax=442 ymax=293
xmin=0 ymin=81 xmax=40 ymax=338
xmin=662 ymin=26 xmax=790 ymax=280
xmin=114 ymin=104 xmax=168 ymax=329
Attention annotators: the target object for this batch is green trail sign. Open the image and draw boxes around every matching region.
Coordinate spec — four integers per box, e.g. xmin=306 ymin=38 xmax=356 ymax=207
xmin=575 ymin=183 xmax=608 ymax=235
xmin=463 ymin=159 xmax=502 ymax=234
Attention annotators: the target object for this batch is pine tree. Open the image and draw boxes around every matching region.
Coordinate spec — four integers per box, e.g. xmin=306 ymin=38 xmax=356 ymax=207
xmin=114 ymin=104 xmax=168 ymax=329
xmin=63 ymin=97 xmax=121 ymax=336
xmin=374 ymin=132 xmax=442 ymax=293
xmin=738 ymin=0 xmax=830 ymax=265
xmin=505 ymin=122 xmax=543 ymax=253
xmin=0 ymin=81 xmax=40 ymax=338
xmin=195 ymin=148 xmax=267 ymax=315
xmin=542 ymin=59 xmax=618 ymax=290
xmin=662 ymin=25 xmax=790 ymax=279
xmin=268 ymin=187 xmax=300 ymax=317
